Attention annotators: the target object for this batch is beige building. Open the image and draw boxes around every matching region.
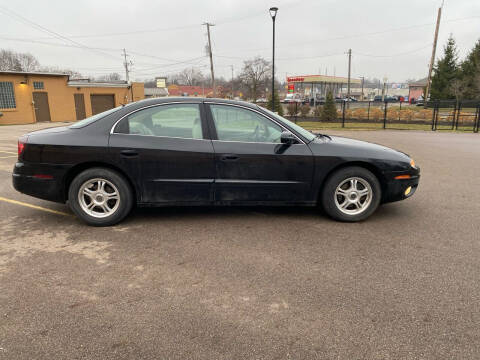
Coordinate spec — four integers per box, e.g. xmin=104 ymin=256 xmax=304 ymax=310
xmin=0 ymin=71 xmax=144 ymax=125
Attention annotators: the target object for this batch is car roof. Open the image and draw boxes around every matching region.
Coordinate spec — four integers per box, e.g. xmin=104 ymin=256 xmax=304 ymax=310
xmin=131 ymin=97 xmax=259 ymax=109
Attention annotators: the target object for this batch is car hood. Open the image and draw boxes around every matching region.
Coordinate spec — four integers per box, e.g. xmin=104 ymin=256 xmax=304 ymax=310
xmin=310 ymin=135 xmax=411 ymax=163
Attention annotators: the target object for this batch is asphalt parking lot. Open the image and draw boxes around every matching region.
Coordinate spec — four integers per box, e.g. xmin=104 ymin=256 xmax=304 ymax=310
xmin=1 ymin=123 xmax=479 ymax=359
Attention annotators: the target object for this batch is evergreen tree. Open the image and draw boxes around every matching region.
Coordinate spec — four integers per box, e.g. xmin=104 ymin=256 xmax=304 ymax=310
xmin=267 ymin=91 xmax=284 ymax=116
xmin=459 ymin=39 xmax=480 ymax=100
xmin=321 ymin=91 xmax=337 ymax=121
xmin=430 ymin=35 xmax=459 ymax=100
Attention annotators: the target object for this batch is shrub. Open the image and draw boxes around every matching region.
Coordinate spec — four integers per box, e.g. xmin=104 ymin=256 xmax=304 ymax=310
xmin=287 ymin=103 xmax=298 ymax=116
xmin=267 ymin=91 xmax=284 ymax=116
xmin=313 ymin=105 xmax=323 ymax=118
xmin=352 ymin=108 xmax=367 ymax=119
xmin=321 ymin=91 xmax=337 ymax=121
xmin=370 ymin=108 xmax=383 ymax=121
xmin=299 ymin=104 xmax=310 ymax=117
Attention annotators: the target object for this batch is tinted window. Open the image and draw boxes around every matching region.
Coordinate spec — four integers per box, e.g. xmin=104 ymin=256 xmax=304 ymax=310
xmin=120 ymin=104 xmax=203 ymax=139
xmin=210 ymin=105 xmax=282 ymax=143
xmin=69 ymin=106 xmax=124 ymax=128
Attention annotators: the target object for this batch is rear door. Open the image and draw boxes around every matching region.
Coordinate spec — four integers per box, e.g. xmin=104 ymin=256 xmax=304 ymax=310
xmin=32 ymin=92 xmax=51 ymax=122
xmin=109 ymin=102 xmax=215 ymax=204
xmin=206 ymin=103 xmax=314 ymax=203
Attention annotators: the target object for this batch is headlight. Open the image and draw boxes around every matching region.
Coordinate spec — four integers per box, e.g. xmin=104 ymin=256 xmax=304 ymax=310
xmin=410 ymin=158 xmax=416 ymax=168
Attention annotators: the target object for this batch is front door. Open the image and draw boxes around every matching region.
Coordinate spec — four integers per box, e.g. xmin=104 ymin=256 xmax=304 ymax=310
xmin=32 ymin=92 xmax=51 ymax=122
xmin=206 ymin=104 xmax=314 ymax=203
xmin=109 ymin=102 xmax=215 ymax=204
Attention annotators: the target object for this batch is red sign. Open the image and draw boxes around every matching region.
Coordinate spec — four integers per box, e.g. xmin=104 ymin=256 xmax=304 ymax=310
xmin=288 ymin=83 xmax=294 ymax=93
xmin=287 ymin=76 xmax=305 ymax=83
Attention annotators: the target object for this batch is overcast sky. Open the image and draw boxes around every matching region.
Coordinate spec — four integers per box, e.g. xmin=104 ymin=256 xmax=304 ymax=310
xmin=1 ymin=0 xmax=479 ymax=83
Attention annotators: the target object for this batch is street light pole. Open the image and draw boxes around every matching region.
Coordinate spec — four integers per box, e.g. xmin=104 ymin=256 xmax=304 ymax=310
xmin=269 ymin=7 xmax=278 ymax=112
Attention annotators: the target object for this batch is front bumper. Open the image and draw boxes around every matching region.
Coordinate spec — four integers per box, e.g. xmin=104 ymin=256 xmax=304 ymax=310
xmin=12 ymin=162 xmax=66 ymax=203
xmin=382 ymin=167 xmax=420 ymax=203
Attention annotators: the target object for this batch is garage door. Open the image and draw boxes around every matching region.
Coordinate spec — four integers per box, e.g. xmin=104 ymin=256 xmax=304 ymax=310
xmin=90 ymin=94 xmax=115 ymax=115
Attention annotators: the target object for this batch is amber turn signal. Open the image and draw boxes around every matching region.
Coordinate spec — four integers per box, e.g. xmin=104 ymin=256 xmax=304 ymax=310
xmin=410 ymin=158 xmax=416 ymax=168
xmin=394 ymin=174 xmax=411 ymax=180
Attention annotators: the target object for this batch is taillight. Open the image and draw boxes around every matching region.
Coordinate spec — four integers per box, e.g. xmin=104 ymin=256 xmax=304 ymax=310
xmin=18 ymin=135 xmax=28 ymax=157
xmin=18 ymin=140 xmax=25 ymax=156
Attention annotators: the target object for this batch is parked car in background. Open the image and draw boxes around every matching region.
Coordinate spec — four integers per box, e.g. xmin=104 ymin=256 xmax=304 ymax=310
xmin=373 ymin=95 xmax=383 ymax=102
xmin=416 ymin=96 xmax=426 ymax=106
xmin=282 ymin=93 xmax=303 ymax=104
xmin=13 ymin=98 xmax=420 ymax=226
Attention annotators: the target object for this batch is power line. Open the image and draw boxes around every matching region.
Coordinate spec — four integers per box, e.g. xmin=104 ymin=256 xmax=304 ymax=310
xmin=0 ymin=5 xmax=119 ymax=61
xmin=355 ymin=44 xmax=433 ymax=58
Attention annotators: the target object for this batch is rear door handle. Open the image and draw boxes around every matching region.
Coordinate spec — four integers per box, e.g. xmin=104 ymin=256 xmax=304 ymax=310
xmin=120 ymin=149 xmax=139 ymax=157
xmin=220 ymin=154 xmax=239 ymax=161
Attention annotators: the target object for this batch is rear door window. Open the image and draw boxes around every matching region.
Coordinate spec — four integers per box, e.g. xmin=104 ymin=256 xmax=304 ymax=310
xmin=117 ymin=104 xmax=203 ymax=139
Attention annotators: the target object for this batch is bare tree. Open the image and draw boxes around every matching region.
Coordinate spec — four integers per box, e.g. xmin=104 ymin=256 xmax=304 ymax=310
xmin=96 ymin=72 xmax=122 ymax=81
xmin=17 ymin=52 xmax=39 ymax=72
xmin=39 ymin=66 xmax=82 ymax=79
xmin=239 ymin=56 xmax=271 ymax=102
xmin=0 ymin=49 xmax=22 ymax=71
xmin=175 ymin=67 xmax=205 ymax=86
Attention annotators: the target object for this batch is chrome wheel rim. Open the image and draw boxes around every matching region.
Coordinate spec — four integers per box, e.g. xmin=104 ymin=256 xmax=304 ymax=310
xmin=334 ymin=177 xmax=372 ymax=215
xmin=78 ymin=178 xmax=120 ymax=218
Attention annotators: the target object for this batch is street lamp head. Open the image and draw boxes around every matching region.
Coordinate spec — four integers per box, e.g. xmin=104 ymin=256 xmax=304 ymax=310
xmin=269 ymin=7 xmax=278 ymax=19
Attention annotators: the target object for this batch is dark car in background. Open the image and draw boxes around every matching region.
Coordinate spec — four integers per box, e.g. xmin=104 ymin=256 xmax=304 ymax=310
xmin=13 ymin=98 xmax=420 ymax=226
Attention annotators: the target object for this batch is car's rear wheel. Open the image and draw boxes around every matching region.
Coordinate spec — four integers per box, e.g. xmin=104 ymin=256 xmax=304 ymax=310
xmin=68 ymin=168 xmax=133 ymax=226
xmin=321 ymin=166 xmax=381 ymax=222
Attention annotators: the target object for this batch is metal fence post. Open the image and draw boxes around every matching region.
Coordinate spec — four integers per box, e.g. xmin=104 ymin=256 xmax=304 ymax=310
xmin=342 ymin=101 xmax=346 ymax=128
xmin=295 ymin=102 xmax=298 ymax=124
xmin=431 ymin=102 xmax=437 ymax=131
xmin=457 ymin=101 xmax=461 ymax=129
xmin=474 ymin=104 xmax=480 ymax=133
xmin=383 ymin=101 xmax=388 ymax=129
xmin=452 ymin=101 xmax=457 ymax=130
xmin=367 ymin=101 xmax=371 ymax=122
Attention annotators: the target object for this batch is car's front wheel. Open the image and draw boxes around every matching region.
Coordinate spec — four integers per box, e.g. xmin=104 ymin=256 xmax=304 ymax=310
xmin=68 ymin=168 xmax=133 ymax=226
xmin=321 ymin=166 xmax=381 ymax=222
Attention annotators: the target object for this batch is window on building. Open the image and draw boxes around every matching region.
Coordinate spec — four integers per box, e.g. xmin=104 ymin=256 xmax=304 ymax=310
xmin=33 ymin=81 xmax=44 ymax=90
xmin=0 ymin=82 xmax=16 ymax=109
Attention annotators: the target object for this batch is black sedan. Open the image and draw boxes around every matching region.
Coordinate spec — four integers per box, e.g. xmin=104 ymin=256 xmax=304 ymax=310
xmin=13 ymin=98 xmax=420 ymax=226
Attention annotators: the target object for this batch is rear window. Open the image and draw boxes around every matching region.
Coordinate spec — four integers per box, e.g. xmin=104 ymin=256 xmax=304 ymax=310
xmin=69 ymin=106 xmax=123 ymax=129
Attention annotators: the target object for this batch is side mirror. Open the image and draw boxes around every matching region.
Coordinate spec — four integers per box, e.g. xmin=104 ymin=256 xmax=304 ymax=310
xmin=280 ymin=131 xmax=297 ymax=144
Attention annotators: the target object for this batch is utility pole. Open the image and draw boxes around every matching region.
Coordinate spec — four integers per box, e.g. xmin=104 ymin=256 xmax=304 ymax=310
xmin=122 ymin=48 xmax=130 ymax=82
xmin=230 ymin=65 xmax=234 ymax=99
xmin=346 ymin=49 xmax=352 ymax=107
xmin=203 ymin=22 xmax=216 ymax=97
xmin=360 ymin=76 xmax=365 ymax=101
xmin=424 ymin=2 xmax=443 ymax=106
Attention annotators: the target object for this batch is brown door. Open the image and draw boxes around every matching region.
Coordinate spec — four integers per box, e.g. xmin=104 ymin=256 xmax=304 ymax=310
xmin=74 ymin=94 xmax=86 ymax=120
xmin=90 ymin=94 xmax=115 ymax=115
xmin=32 ymin=92 xmax=51 ymax=122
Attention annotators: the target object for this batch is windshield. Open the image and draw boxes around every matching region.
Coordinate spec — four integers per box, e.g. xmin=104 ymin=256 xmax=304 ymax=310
xmin=260 ymin=107 xmax=316 ymax=142
xmin=69 ymin=106 xmax=124 ymax=129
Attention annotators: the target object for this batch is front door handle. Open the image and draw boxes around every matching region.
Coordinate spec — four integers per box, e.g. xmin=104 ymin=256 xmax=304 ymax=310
xmin=220 ymin=154 xmax=239 ymax=161
xmin=120 ymin=149 xmax=139 ymax=158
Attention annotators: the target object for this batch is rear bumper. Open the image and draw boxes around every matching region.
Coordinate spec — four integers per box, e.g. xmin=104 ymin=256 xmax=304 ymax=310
xmin=382 ymin=168 xmax=420 ymax=203
xmin=12 ymin=162 xmax=66 ymax=203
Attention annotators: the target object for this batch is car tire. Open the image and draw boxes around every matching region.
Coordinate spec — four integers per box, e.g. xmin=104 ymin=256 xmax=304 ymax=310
xmin=321 ymin=166 xmax=381 ymax=222
xmin=68 ymin=167 xmax=133 ymax=226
